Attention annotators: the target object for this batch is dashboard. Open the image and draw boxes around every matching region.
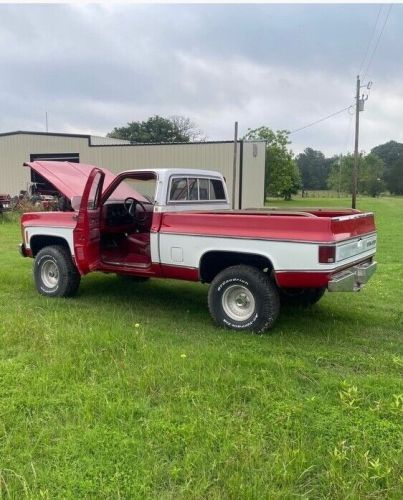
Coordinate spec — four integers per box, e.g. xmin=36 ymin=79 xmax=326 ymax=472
xmin=101 ymin=201 xmax=153 ymax=233
xmin=103 ymin=203 xmax=134 ymax=228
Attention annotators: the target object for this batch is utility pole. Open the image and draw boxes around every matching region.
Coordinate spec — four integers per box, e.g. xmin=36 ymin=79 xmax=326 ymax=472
xmin=45 ymin=112 xmax=49 ymax=133
xmin=352 ymin=76 xmax=371 ymax=209
xmin=232 ymin=121 xmax=238 ymax=210
xmin=352 ymin=76 xmax=360 ymax=209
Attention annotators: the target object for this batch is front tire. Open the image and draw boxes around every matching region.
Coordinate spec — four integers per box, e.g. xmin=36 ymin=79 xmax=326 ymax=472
xmin=208 ymin=265 xmax=280 ymax=333
xmin=34 ymin=245 xmax=80 ymax=297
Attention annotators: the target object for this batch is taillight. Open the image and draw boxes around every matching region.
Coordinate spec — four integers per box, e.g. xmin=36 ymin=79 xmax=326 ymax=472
xmin=319 ymin=245 xmax=336 ymax=263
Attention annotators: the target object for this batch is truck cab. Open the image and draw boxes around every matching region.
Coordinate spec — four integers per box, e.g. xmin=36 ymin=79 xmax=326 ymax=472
xmin=20 ymin=161 xmax=230 ymax=277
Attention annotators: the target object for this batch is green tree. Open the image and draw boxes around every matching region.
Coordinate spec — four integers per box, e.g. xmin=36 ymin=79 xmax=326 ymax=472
xmin=371 ymin=140 xmax=403 ymax=166
xmin=244 ymin=127 xmax=301 ymax=200
xmin=107 ymin=115 xmax=202 ymax=143
xmin=359 ymin=154 xmax=385 ymax=197
xmin=327 ymin=153 xmax=385 ymax=197
xmin=327 ymin=155 xmax=349 ymax=193
xmin=371 ymin=140 xmax=403 ymax=194
xmin=296 ymin=148 xmax=336 ymax=190
xmin=386 ymin=157 xmax=403 ymax=195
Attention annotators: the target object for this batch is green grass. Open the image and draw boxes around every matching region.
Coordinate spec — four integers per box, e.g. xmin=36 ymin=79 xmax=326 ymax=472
xmin=0 ymin=198 xmax=402 ymax=498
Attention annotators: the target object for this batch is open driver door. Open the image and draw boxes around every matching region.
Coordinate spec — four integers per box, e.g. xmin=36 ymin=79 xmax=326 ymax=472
xmin=73 ymin=168 xmax=104 ymax=275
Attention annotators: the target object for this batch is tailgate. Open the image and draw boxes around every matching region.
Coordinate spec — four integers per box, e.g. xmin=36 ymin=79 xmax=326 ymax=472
xmin=335 ymin=233 xmax=377 ymax=262
xmin=331 ymin=212 xmax=376 ymax=263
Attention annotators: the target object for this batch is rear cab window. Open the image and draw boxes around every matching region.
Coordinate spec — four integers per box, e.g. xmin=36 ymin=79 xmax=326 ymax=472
xmin=168 ymin=176 xmax=226 ymax=203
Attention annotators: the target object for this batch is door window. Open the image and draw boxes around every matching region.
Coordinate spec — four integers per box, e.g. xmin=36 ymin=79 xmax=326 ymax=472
xmin=87 ymin=171 xmax=103 ymax=209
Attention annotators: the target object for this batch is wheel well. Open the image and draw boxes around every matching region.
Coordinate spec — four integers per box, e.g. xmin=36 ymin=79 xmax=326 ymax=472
xmin=30 ymin=235 xmax=70 ymax=257
xmin=199 ymin=251 xmax=273 ymax=283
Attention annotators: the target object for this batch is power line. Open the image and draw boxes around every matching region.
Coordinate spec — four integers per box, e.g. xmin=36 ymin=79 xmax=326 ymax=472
xmin=289 ymin=105 xmax=353 ymax=134
xmin=358 ymin=4 xmax=383 ymax=75
xmin=288 ymin=6 xmax=391 ymax=140
xmin=344 ymin=110 xmax=355 ymax=153
xmin=362 ymin=4 xmax=393 ymax=80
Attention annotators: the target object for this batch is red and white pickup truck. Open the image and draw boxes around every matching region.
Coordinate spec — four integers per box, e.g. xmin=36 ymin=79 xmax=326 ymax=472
xmin=20 ymin=161 xmax=377 ymax=332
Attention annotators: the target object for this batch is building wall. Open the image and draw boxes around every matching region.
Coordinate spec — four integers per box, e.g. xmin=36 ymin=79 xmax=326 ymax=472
xmin=0 ymin=134 xmax=89 ymax=196
xmin=0 ymin=133 xmax=265 ymax=207
xmin=240 ymin=141 xmax=266 ymax=209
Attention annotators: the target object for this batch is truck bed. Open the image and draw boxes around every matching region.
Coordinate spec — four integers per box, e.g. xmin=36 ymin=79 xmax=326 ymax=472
xmin=157 ymin=208 xmax=376 ymax=244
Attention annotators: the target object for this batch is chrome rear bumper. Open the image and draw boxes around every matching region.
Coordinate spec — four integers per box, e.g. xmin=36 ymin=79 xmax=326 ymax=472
xmin=328 ymin=261 xmax=377 ymax=292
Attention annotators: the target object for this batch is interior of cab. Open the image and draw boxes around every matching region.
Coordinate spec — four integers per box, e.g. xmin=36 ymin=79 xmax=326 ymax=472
xmin=99 ymin=173 xmax=156 ymax=268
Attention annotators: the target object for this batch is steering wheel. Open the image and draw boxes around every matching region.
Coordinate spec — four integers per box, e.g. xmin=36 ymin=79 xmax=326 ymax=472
xmin=123 ymin=197 xmax=147 ymax=222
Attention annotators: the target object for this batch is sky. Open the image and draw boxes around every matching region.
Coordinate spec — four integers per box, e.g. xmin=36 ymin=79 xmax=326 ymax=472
xmin=0 ymin=3 xmax=402 ymax=156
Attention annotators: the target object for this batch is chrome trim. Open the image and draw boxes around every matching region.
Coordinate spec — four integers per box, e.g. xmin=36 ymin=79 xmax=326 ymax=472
xmin=159 ymin=230 xmax=378 ymax=246
xmin=328 ymin=261 xmax=377 ymax=292
xmin=332 ymin=212 xmax=374 ymax=221
xmin=101 ymin=260 xmax=150 ymax=268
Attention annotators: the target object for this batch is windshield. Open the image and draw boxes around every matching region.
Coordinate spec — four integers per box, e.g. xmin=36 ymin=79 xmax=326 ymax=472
xmin=106 ymin=176 xmax=157 ymax=204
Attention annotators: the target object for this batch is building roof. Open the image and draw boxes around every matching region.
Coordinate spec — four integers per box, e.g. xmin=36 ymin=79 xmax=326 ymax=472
xmin=0 ymin=130 xmax=130 ymax=146
xmin=0 ymin=130 xmax=265 ymax=146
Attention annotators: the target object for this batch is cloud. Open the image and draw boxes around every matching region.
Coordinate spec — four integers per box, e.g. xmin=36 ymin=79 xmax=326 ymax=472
xmin=0 ymin=3 xmax=402 ymax=155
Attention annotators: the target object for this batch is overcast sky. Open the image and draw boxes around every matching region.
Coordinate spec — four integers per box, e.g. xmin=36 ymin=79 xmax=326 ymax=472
xmin=0 ymin=3 xmax=402 ymax=155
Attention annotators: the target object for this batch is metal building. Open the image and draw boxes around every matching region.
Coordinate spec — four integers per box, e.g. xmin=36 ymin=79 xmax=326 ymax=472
xmin=0 ymin=131 xmax=266 ymax=208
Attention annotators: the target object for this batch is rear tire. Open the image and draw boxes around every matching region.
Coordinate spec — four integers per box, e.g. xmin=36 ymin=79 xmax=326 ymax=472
xmin=279 ymin=287 xmax=326 ymax=307
xmin=208 ymin=265 xmax=280 ymax=333
xmin=34 ymin=245 xmax=80 ymax=297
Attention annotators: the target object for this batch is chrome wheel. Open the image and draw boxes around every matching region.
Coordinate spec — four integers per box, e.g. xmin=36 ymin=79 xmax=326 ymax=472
xmin=40 ymin=259 xmax=60 ymax=289
xmin=222 ymin=284 xmax=255 ymax=322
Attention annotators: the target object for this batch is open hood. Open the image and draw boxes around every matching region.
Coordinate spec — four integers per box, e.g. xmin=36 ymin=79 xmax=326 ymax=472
xmin=24 ymin=161 xmax=119 ymax=199
xmin=24 ymin=161 xmax=146 ymax=202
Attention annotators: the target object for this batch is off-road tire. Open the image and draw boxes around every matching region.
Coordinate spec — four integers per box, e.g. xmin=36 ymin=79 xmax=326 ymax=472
xmin=279 ymin=287 xmax=326 ymax=307
xmin=208 ymin=265 xmax=280 ymax=333
xmin=34 ymin=245 xmax=81 ymax=297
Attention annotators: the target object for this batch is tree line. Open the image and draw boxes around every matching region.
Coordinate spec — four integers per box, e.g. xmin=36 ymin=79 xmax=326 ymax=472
xmin=108 ymin=116 xmax=403 ymax=199
xmin=297 ymin=142 xmax=403 ymax=197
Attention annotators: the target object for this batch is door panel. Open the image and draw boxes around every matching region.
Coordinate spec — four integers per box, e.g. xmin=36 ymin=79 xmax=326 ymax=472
xmin=73 ymin=168 xmax=104 ymax=274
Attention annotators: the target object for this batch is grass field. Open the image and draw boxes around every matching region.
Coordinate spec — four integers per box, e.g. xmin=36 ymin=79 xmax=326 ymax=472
xmin=0 ymin=196 xmax=402 ymax=498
